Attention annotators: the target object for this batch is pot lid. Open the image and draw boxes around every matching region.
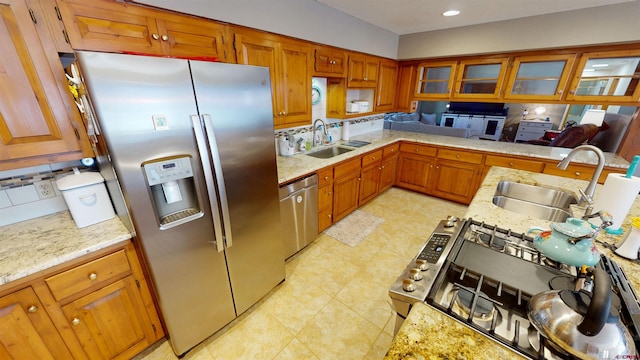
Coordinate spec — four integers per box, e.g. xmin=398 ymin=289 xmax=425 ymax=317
xmin=551 ymin=218 xmax=594 ymax=238
xmin=57 ymin=169 xmax=104 ymax=191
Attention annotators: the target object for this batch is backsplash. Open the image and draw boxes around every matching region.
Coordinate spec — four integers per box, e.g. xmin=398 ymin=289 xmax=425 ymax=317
xmin=0 ymin=160 xmax=92 ymax=226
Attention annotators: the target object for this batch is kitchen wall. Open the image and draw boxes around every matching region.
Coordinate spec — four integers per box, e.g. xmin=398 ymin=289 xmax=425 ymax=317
xmin=136 ymin=0 xmax=399 ymax=59
xmin=398 ymin=2 xmax=640 ymax=59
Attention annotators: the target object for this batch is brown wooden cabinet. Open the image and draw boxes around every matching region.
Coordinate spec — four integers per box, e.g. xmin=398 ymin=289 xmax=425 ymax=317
xmin=0 ymin=0 xmax=91 ymax=170
xmin=414 ymin=60 xmax=457 ymax=99
xmin=541 ymin=161 xmax=624 ymax=184
xmin=347 ymin=53 xmax=379 ymax=88
xmin=379 ymin=144 xmax=399 ymax=192
xmin=482 ymin=154 xmax=545 ymax=182
xmin=395 ymin=143 xmax=437 ymax=193
xmin=0 ymin=241 xmax=163 ymax=360
xmin=314 ymin=44 xmax=346 ymax=77
xmin=430 ymin=149 xmax=484 ymax=204
xmin=358 ymin=149 xmax=383 ymax=206
xmin=235 ymin=28 xmax=312 ymax=129
xmin=376 ymin=59 xmax=399 ymax=112
xmin=503 ymin=54 xmax=576 ymax=101
xmin=58 ymin=0 xmax=232 ymax=62
xmin=317 ymin=167 xmax=334 ymax=233
xmin=453 ymin=57 xmax=509 ymax=99
xmin=332 ymin=157 xmax=361 ymax=222
xmin=394 ymin=62 xmax=418 ymax=112
xmin=0 ymin=287 xmax=74 ymax=359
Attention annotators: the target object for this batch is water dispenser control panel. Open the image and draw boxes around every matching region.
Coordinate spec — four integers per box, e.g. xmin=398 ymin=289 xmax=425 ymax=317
xmin=143 ymin=156 xmax=193 ymax=186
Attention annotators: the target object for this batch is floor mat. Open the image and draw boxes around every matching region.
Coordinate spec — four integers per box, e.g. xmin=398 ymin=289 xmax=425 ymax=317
xmin=325 ymin=210 xmax=384 ymax=247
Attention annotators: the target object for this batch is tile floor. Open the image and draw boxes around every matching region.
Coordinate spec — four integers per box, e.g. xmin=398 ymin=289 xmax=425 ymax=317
xmin=136 ymin=188 xmax=467 ymax=360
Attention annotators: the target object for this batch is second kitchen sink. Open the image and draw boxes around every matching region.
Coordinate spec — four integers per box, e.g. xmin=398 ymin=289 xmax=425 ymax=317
xmin=492 ymin=180 xmax=578 ymax=222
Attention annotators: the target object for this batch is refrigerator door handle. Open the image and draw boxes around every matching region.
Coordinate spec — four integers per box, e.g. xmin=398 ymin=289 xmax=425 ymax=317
xmin=191 ymin=115 xmax=225 ymax=252
xmin=201 ymin=114 xmax=233 ymax=249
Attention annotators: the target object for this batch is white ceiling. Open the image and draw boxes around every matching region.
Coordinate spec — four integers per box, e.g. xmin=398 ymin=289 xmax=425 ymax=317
xmin=315 ymin=0 xmax=636 ymax=35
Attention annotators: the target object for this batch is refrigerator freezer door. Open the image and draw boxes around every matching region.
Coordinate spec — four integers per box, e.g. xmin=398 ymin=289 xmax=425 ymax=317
xmin=76 ymin=52 xmax=236 ymax=355
xmin=190 ymin=61 xmax=285 ymax=314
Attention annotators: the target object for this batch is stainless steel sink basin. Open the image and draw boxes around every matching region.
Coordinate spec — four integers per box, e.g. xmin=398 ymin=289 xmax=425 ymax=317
xmin=306 ymin=146 xmax=354 ymax=159
xmin=492 ymin=196 xmax=573 ymax=222
xmin=492 ymin=181 xmax=578 ymax=222
xmin=342 ymin=140 xmax=371 ymax=148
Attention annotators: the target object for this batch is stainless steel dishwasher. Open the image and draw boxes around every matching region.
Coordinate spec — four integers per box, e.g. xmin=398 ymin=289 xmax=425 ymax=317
xmin=279 ymin=174 xmax=318 ymax=259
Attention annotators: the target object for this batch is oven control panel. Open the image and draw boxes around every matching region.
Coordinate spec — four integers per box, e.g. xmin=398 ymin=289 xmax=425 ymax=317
xmin=417 ymin=234 xmax=451 ymax=264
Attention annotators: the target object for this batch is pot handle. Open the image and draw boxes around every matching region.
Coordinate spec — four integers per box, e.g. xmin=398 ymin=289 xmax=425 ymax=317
xmin=577 ymin=267 xmax=612 ymax=336
xmin=527 ymin=226 xmax=546 ymax=234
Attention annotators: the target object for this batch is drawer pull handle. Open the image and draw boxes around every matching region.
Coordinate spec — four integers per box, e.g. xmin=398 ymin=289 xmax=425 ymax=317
xmin=88 ymin=273 xmax=98 ymax=280
xmin=328 ymin=214 xmax=332 ymax=218
xmin=27 ymin=305 xmax=38 ymax=313
xmin=415 ymin=149 xmax=419 ymax=152
xmin=71 ymin=318 xmax=81 ymax=326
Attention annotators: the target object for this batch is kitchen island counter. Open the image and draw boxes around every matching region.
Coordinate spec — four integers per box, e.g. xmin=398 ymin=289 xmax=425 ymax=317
xmin=0 ymin=211 xmax=132 ymax=286
xmin=384 ymin=166 xmax=640 ymax=359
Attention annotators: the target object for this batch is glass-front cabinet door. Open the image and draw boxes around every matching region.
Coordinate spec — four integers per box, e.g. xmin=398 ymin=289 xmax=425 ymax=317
xmin=453 ymin=58 xmax=509 ymax=99
xmin=566 ymin=50 xmax=640 ymax=103
xmin=414 ymin=61 xmax=456 ymax=99
xmin=504 ymin=54 xmax=576 ymax=101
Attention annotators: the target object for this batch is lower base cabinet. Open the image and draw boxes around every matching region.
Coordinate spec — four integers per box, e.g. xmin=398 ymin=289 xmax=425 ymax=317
xmin=0 ymin=241 xmax=164 ymax=360
xmin=333 ymin=158 xmax=361 ymax=222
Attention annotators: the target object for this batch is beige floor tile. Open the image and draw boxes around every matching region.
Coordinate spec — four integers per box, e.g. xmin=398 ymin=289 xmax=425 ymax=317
xmin=138 ymin=188 xmax=468 ymax=360
xmin=297 ymin=299 xmax=381 ymax=360
xmin=273 ymin=338 xmax=319 ymax=360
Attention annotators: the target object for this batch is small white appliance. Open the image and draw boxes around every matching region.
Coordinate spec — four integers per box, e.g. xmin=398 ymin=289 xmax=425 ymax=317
xmin=56 ymin=169 xmax=116 ymax=228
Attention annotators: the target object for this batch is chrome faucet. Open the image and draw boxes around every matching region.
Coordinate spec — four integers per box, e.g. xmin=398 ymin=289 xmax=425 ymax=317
xmin=312 ymin=118 xmax=328 ymax=148
xmin=556 ymin=144 xmax=605 ymax=210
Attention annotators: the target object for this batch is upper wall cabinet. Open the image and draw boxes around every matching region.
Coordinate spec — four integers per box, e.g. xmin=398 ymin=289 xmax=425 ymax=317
xmin=394 ymin=62 xmax=417 ymax=112
xmin=414 ymin=61 xmax=457 ymax=99
xmin=503 ymin=54 xmax=576 ymax=101
xmin=57 ymin=0 xmax=233 ymax=62
xmin=234 ymin=28 xmax=312 ymax=129
xmin=452 ymin=58 xmax=509 ymax=99
xmin=314 ymin=44 xmax=346 ymax=77
xmin=348 ymin=53 xmax=379 ymax=88
xmin=0 ymin=0 xmax=91 ymax=170
xmin=565 ymin=49 xmax=640 ymax=103
xmin=375 ymin=59 xmax=398 ymax=112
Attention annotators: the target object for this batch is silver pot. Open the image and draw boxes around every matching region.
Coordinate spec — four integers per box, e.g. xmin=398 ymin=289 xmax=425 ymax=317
xmin=527 ymin=267 xmax=636 ymax=359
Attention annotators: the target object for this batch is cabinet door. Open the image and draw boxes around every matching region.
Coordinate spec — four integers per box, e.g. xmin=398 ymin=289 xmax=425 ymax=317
xmin=504 ymin=54 xmax=576 ymax=101
xmin=61 ymin=276 xmax=159 ymax=360
xmin=394 ymin=62 xmax=417 ymax=112
xmin=431 ymin=159 xmax=481 ymax=204
xmin=358 ymin=163 xmax=380 ymax=206
xmin=376 ymin=59 xmax=398 ymax=111
xmin=276 ymin=39 xmax=312 ymax=128
xmin=395 ymin=153 xmax=434 ymax=193
xmin=415 ymin=61 xmax=456 ymax=99
xmin=314 ymin=45 xmax=346 ymax=77
xmin=0 ymin=0 xmax=87 ymax=166
xmin=379 ymin=156 xmax=397 ymax=193
xmin=57 ymin=0 xmax=162 ymax=54
xmin=333 ymin=159 xmax=361 ymax=222
xmin=318 ymin=185 xmax=333 ymax=233
xmin=453 ymin=58 xmax=508 ymax=99
xmin=565 ymin=49 xmax=640 ymax=103
xmin=155 ymin=13 xmax=231 ymax=62
xmin=348 ymin=53 xmax=378 ymax=88
xmin=0 ymin=287 xmax=73 ymax=359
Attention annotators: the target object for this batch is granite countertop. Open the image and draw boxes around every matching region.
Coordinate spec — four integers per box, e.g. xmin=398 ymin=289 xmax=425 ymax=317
xmin=276 ymin=129 xmax=630 ymax=184
xmin=0 ymin=211 xmax=132 ymax=286
xmin=384 ymin=166 xmax=640 ymax=359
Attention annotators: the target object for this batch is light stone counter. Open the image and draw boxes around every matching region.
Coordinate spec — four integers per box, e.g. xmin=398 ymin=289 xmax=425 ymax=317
xmin=0 ymin=211 xmax=132 ymax=286
xmin=384 ymin=166 xmax=640 ymax=359
xmin=276 ymin=129 xmax=630 ymax=184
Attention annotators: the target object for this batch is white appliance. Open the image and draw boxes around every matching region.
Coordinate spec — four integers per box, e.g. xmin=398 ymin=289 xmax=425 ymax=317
xmin=480 ymin=116 xmax=506 ymax=141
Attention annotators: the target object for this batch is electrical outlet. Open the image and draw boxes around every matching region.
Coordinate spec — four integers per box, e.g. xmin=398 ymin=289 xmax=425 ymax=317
xmin=34 ymin=180 xmax=55 ymax=199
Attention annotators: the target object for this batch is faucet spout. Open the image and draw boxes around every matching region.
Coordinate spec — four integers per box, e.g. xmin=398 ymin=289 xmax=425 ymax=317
xmin=556 ymin=144 xmax=605 ymax=207
xmin=312 ymin=119 xmax=328 ymax=148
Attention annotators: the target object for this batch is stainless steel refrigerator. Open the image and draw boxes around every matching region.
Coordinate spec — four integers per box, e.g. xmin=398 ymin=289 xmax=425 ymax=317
xmin=76 ymin=51 xmax=285 ymax=355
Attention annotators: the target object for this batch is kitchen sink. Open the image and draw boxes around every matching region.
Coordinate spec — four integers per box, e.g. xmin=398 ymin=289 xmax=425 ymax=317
xmin=306 ymin=146 xmax=354 ymax=159
xmin=342 ymin=140 xmax=371 ymax=148
xmin=492 ymin=181 xmax=578 ymax=222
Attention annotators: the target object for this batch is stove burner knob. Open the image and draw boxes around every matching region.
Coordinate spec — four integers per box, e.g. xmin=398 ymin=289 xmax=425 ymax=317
xmin=446 ymin=216 xmax=459 ymax=222
xmin=409 ymin=268 xmax=423 ymax=281
xmin=416 ymin=259 xmax=429 ymax=271
xmin=402 ymin=279 xmax=416 ymax=292
xmin=444 ymin=220 xmax=455 ymax=228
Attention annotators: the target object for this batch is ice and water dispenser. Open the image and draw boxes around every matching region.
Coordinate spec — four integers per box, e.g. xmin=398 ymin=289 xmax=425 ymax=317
xmin=142 ymin=156 xmax=203 ymax=229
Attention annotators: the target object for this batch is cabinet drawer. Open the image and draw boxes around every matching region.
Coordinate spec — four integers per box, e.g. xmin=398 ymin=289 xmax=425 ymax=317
xmin=45 ymin=250 xmax=131 ymax=301
xmin=383 ymin=143 xmax=399 ymax=159
xmin=485 ymin=155 xmax=544 ymax=172
xmin=399 ymin=143 xmax=437 ymax=157
xmin=521 ymin=121 xmax=552 ymax=129
xmin=317 ymin=167 xmax=333 ymax=186
xmin=542 ymin=163 xmax=595 ymax=181
xmin=361 ymin=150 xmax=383 ymax=167
xmin=318 ymin=184 xmax=333 ymax=211
xmin=334 ymin=158 xmax=361 ymax=179
xmin=437 ymin=148 xmax=483 ymax=164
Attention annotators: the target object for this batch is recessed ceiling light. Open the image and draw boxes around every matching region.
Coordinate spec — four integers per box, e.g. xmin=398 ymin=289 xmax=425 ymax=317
xmin=442 ymin=10 xmax=460 ymax=17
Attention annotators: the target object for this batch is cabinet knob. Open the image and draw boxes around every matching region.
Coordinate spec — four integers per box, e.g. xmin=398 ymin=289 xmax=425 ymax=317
xmin=456 ymin=154 xmax=461 ymax=159
xmin=372 ymin=156 xmax=376 ymax=160
xmin=509 ymin=162 xmax=515 ymax=166
xmin=71 ymin=318 xmax=81 ymax=326
xmin=575 ymin=172 xmax=581 ymax=176
xmin=415 ymin=148 xmax=419 ymax=152
xmin=328 ymin=191 xmax=332 ymax=195
xmin=557 ymin=89 xmax=563 ymax=94
xmin=328 ymin=214 xmax=332 ymax=218
xmin=152 ymin=33 xmax=159 ymax=40
xmin=88 ymin=272 xmax=98 ymax=280
xmin=390 ymin=148 xmax=395 ymax=152
xmin=27 ymin=305 xmax=38 ymax=313
xmin=161 ymin=34 xmax=169 ymax=41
